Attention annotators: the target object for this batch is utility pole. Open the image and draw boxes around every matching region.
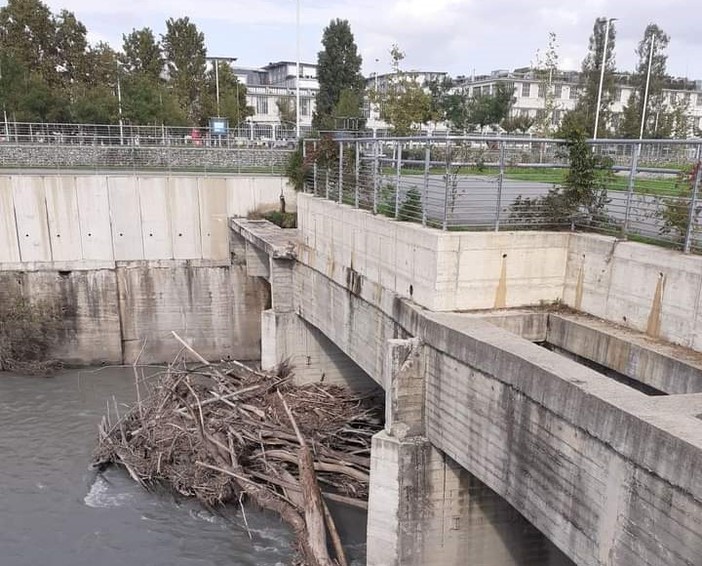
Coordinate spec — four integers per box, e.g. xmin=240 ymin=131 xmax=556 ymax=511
xmin=593 ymin=17 xmax=616 ymax=140
xmin=117 ymin=76 xmax=124 ymax=146
xmin=639 ymin=33 xmax=656 ymax=140
xmin=214 ymin=59 xmax=221 ymax=116
xmin=296 ymin=0 xmax=301 ymax=139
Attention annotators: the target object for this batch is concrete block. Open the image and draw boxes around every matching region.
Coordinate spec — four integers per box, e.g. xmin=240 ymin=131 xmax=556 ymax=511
xmin=0 ymin=176 xmax=20 ymax=262
xmin=75 ymin=175 xmax=113 ymax=261
xmin=12 ymin=176 xmax=51 ymax=262
xmin=44 ymin=176 xmax=82 ymax=262
xmin=107 ymin=176 xmax=144 ymax=261
xmin=139 ymin=176 xmax=173 ymax=260
xmin=169 ymin=176 xmax=202 ymax=259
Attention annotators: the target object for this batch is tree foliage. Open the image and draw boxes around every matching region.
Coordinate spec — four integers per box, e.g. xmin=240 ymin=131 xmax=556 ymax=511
xmin=371 ymin=45 xmax=432 ymax=135
xmin=563 ymin=17 xmax=617 ymax=137
xmin=162 ymin=17 xmax=207 ymax=124
xmin=314 ymin=19 xmax=364 ymax=130
xmin=619 ymin=24 xmax=670 ymax=138
xmin=532 ymin=32 xmax=560 ymax=137
xmin=121 ymin=27 xmax=164 ymax=81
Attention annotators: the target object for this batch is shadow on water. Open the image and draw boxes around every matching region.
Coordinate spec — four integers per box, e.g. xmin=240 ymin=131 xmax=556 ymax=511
xmin=0 ymin=366 xmax=367 ymax=566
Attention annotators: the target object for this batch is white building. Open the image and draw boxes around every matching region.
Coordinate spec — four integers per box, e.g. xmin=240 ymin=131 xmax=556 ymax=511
xmin=233 ymin=61 xmax=318 ymax=139
xmin=455 ymin=69 xmax=702 ymax=135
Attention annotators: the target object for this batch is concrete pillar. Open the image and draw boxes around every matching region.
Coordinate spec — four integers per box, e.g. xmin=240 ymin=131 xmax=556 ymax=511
xmin=368 ymin=338 xmax=572 ymax=566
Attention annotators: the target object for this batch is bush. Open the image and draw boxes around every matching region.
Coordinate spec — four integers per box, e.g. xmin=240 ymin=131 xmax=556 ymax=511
xmin=0 ymin=297 xmax=63 ymax=376
xmin=657 ymin=162 xmax=702 ymax=243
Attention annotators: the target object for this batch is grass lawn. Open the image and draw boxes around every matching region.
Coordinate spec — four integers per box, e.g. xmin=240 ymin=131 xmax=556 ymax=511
xmin=388 ymin=165 xmax=683 ymax=195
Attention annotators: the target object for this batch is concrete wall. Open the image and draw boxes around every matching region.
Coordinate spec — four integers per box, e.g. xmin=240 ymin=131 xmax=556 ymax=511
xmin=0 ymin=173 xmax=295 ymax=265
xmin=297 ymin=193 xmax=570 ymax=312
xmin=0 ymin=261 xmax=268 ymax=365
xmin=299 ymin=194 xmax=702 ymax=349
xmin=0 ymin=173 xmax=290 ymax=365
xmin=563 ymin=233 xmax=702 ymax=349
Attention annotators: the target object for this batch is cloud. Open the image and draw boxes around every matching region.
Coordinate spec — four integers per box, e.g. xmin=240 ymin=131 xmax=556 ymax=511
xmin=35 ymin=0 xmax=702 ymax=79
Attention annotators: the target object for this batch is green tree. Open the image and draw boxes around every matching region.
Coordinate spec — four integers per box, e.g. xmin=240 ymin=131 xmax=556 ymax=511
xmin=201 ymin=61 xmax=252 ymax=127
xmin=619 ymin=24 xmax=669 ymax=138
xmin=121 ymin=74 xmax=186 ymax=126
xmin=533 ymin=32 xmax=560 ymax=137
xmin=501 ymin=114 xmax=535 ymax=134
xmin=162 ymin=17 xmax=207 ymax=124
xmin=0 ymin=0 xmax=57 ymax=83
xmin=313 ymin=19 xmax=363 ymax=130
xmin=467 ymin=82 xmax=515 ymax=131
xmin=333 ymin=88 xmax=364 ymax=130
xmin=373 ymin=45 xmax=432 ymax=135
xmin=565 ymin=17 xmax=617 ymax=137
xmin=120 ymin=27 xmax=163 ymax=81
xmin=54 ymin=9 xmax=88 ymax=87
xmin=276 ymin=96 xmax=296 ymax=126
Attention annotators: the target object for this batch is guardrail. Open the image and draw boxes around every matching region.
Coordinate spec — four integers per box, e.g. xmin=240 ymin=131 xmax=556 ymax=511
xmin=302 ymin=135 xmax=702 ymax=253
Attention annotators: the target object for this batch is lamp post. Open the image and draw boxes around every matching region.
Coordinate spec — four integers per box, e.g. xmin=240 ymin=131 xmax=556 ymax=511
xmin=593 ymin=17 xmax=617 ymax=140
xmin=206 ymin=57 xmax=238 ymax=117
xmin=296 ymin=0 xmax=301 ymax=139
xmin=639 ymin=32 xmax=656 ymax=139
xmin=117 ymin=75 xmax=124 ymax=146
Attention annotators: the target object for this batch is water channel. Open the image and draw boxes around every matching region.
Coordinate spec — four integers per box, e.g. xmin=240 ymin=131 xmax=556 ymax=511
xmin=0 ymin=367 xmax=366 ymax=566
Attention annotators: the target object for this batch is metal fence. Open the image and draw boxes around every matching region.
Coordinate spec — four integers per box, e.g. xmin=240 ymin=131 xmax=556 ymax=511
xmin=0 ymin=121 xmax=311 ymax=148
xmin=302 ymin=135 xmax=702 ymax=253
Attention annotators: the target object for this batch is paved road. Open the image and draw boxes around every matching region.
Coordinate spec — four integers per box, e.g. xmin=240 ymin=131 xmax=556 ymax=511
xmin=382 ymin=174 xmax=671 ymax=240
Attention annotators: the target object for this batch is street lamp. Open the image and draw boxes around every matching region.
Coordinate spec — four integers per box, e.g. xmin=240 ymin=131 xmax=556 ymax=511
xmin=639 ymin=32 xmax=656 ymax=139
xmin=593 ymin=17 xmax=617 ymax=140
xmin=296 ymin=0 xmax=301 ymax=139
xmin=206 ymin=56 xmax=238 ymax=117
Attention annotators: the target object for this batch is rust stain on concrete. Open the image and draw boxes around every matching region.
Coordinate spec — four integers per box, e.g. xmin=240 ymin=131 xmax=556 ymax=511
xmin=646 ymin=273 xmax=666 ymax=338
xmin=494 ymin=255 xmax=507 ymax=309
xmin=575 ymin=262 xmax=585 ymax=310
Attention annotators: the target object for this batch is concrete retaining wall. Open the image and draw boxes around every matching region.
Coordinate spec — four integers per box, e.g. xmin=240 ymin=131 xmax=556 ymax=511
xmin=299 ymin=194 xmax=702 ymax=348
xmin=0 ymin=173 xmax=295 ymax=265
xmin=0 ymin=261 xmax=268 ymax=365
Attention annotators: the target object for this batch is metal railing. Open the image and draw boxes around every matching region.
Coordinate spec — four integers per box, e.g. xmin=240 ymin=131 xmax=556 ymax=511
xmin=0 ymin=121 xmax=311 ymax=147
xmin=302 ymin=135 xmax=702 ymax=253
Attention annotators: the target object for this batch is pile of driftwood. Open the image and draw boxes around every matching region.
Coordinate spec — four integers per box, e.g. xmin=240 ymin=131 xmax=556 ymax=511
xmin=93 ymin=338 xmax=382 ymax=566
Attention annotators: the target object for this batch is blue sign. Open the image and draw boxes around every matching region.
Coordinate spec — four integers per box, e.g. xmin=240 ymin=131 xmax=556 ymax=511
xmin=210 ymin=117 xmax=229 ymax=136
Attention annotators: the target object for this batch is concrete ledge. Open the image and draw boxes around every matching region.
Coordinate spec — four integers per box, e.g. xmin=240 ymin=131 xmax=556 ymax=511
xmin=230 ymin=218 xmax=298 ymax=259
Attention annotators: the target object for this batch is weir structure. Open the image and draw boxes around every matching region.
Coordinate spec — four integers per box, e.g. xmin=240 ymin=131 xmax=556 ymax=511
xmin=233 ymin=192 xmax=702 ymax=566
xmin=1 ymin=148 xmax=701 ymax=564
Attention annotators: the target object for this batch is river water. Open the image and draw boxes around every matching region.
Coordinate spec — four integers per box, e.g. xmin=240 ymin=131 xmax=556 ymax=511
xmin=0 ymin=367 xmax=366 ymax=566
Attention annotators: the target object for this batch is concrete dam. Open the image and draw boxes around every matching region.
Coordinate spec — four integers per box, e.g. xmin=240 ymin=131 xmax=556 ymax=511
xmin=2 ymin=173 xmax=701 ymax=565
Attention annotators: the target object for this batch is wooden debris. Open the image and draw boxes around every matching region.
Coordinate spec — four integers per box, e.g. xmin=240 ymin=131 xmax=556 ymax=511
xmin=93 ymin=349 xmax=382 ymax=565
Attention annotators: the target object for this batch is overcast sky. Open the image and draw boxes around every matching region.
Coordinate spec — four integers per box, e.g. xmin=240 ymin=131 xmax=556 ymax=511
xmin=28 ymin=0 xmax=702 ymax=80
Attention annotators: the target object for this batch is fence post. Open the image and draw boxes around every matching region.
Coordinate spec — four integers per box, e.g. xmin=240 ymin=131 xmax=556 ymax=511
xmin=442 ymin=140 xmax=450 ymax=231
xmin=422 ymin=136 xmax=430 ymax=227
xmin=325 ymin=163 xmax=330 ymax=200
xmin=338 ymin=141 xmax=344 ymax=204
xmin=495 ymin=141 xmax=506 ymax=231
xmin=683 ymin=156 xmax=702 ymax=254
xmin=372 ymin=139 xmax=379 ymax=214
xmin=313 ymin=141 xmax=318 ymax=196
xmin=394 ymin=141 xmax=402 ymax=219
xmin=622 ymin=143 xmax=640 ymax=238
xmin=355 ymin=140 xmax=360 ymax=208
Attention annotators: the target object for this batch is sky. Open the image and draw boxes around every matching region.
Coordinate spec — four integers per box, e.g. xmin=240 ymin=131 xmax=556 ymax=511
xmin=21 ymin=0 xmax=702 ymax=80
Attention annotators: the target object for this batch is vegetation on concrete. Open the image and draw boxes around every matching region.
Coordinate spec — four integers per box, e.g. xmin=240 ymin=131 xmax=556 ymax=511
xmin=656 ymin=161 xmax=702 ymax=243
xmin=509 ymin=126 xmax=613 ymax=227
xmin=0 ymin=296 xmax=63 ymax=376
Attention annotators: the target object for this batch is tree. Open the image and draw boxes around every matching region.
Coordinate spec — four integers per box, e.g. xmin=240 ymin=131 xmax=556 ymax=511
xmin=619 ymin=24 xmax=669 ymax=138
xmin=0 ymin=0 xmax=57 ymax=83
xmin=313 ymin=19 xmax=363 ymax=130
xmin=466 ymin=82 xmax=515 ymax=131
xmin=533 ymin=32 xmax=560 ymax=137
xmin=564 ymin=17 xmax=617 ymax=137
xmin=276 ymin=97 xmax=296 ymax=125
xmin=121 ymin=27 xmax=163 ymax=81
xmin=162 ymin=17 xmax=207 ymax=124
xmin=372 ymin=45 xmax=432 ymax=135
xmin=501 ymin=114 xmax=535 ymax=134
xmin=201 ymin=61 xmax=252 ymax=127
xmin=333 ymin=88 xmax=364 ymax=130
xmin=54 ymin=9 xmax=88 ymax=87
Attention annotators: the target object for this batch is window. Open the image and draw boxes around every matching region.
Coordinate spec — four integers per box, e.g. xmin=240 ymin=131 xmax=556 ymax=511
xmin=697 ymin=94 xmax=702 ymax=107
xmin=537 ymin=84 xmax=546 ymax=98
xmin=256 ymin=96 xmax=269 ymax=115
xmin=554 ymin=84 xmax=563 ymax=99
xmin=521 ymin=83 xmax=531 ymax=98
xmin=301 ymin=98 xmax=310 ymax=117
xmin=569 ymin=87 xmax=579 ymax=100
